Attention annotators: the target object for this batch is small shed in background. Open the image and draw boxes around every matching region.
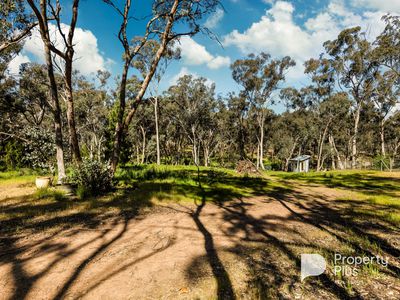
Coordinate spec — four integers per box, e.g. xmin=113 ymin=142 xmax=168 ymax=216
xmin=289 ymin=155 xmax=310 ymax=172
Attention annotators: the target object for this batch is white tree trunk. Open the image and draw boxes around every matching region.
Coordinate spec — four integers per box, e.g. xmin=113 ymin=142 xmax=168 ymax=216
xmin=140 ymin=126 xmax=146 ymax=164
xmin=351 ymin=105 xmax=361 ymax=169
xmin=329 ymin=134 xmax=344 ymax=170
xmin=380 ymin=120 xmax=386 ymax=157
xmin=154 ymin=97 xmax=161 ymax=165
xmin=259 ymin=120 xmax=265 ymax=170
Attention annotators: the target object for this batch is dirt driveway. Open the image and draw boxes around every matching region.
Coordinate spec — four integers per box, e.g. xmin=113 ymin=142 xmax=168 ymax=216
xmin=0 ymin=183 xmax=399 ymax=299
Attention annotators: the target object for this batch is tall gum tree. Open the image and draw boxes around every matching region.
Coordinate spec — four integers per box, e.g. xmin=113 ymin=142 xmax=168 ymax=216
xmin=324 ymin=27 xmax=378 ymax=169
xmin=231 ymin=53 xmax=295 ymax=170
xmin=27 ymin=0 xmax=66 ymax=183
xmin=104 ymin=0 xmax=220 ymax=174
xmin=47 ymin=0 xmax=82 ymax=162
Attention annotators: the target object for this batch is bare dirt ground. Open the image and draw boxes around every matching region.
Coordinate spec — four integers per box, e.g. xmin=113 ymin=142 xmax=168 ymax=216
xmin=0 ymin=181 xmax=399 ymax=299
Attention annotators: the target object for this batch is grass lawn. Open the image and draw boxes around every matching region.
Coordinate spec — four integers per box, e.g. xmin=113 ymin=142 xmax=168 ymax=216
xmin=0 ymin=166 xmax=399 ymax=299
xmin=0 ymin=165 xmax=286 ymax=235
xmin=270 ymin=170 xmax=400 ymax=227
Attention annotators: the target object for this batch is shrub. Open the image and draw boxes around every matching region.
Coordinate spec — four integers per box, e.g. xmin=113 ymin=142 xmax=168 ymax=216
xmin=76 ymin=185 xmax=89 ymax=200
xmin=69 ymin=159 xmax=113 ymax=197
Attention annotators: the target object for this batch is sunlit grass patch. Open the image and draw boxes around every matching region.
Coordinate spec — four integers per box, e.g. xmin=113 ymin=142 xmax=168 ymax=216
xmin=351 ymin=208 xmax=400 ymax=227
xmin=115 ymin=164 xmax=284 ymax=204
xmin=0 ymin=169 xmax=37 ymax=185
xmin=34 ymin=188 xmax=67 ymax=201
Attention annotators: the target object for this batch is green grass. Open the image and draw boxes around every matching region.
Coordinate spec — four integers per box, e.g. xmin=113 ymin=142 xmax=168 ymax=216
xmin=0 ymin=165 xmax=287 ymax=235
xmin=34 ymin=188 xmax=67 ymax=201
xmin=270 ymin=169 xmax=400 ymax=226
xmin=0 ymin=169 xmax=38 ymax=185
xmin=270 ymin=170 xmax=400 ymax=195
xmin=115 ymin=164 xmax=287 ymax=204
xmin=1 ymin=165 xmax=399 ymax=234
xmin=1 ymin=166 xmax=399 ymax=296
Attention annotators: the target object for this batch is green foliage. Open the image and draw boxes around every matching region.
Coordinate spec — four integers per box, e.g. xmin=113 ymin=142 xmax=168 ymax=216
xmin=69 ymin=159 xmax=113 ymax=197
xmin=1 ymin=140 xmax=24 ymax=170
xmin=0 ymin=168 xmax=36 ymax=180
xmin=372 ymin=155 xmax=391 ymax=170
xmin=34 ymin=188 xmax=66 ymax=201
xmin=22 ymin=127 xmax=55 ymax=170
xmin=75 ymin=185 xmax=89 ymax=200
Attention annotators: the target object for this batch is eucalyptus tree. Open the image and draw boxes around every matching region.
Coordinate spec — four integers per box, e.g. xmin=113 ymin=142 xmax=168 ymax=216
xmin=128 ymin=101 xmax=156 ymax=164
xmin=371 ymin=70 xmax=400 ymax=157
xmin=45 ymin=0 xmax=82 ymax=162
xmin=374 ymin=15 xmax=400 ymax=77
xmin=74 ymin=71 xmax=111 ymax=160
xmin=302 ymin=58 xmax=337 ymax=170
xmin=321 ymin=93 xmax=352 ymax=170
xmin=226 ymin=93 xmax=249 ymax=160
xmin=104 ymin=0 xmax=221 ymax=174
xmin=385 ymin=112 xmax=400 ymax=170
xmin=1 ymin=63 xmax=57 ymax=170
xmin=270 ymin=110 xmax=309 ymax=171
xmin=164 ymin=75 xmax=216 ymax=166
xmin=371 ymin=15 xmax=400 ymax=158
xmin=324 ymin=27 xmax=378 ymax=169
xmin=231 ymin=53 xmax=295 ymax=169
xmin=133 ymin=39 xmax=180 ymax=165
xmin=26 ymin=0 xmax=66 ymax=182
xmin=0 ymin=0 xmax=36 ymax=54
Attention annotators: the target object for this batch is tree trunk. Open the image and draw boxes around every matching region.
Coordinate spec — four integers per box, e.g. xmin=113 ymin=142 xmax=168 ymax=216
xmin=192 ymin=143 xmax=198 ymax=165
xmin=351 ymin=104 xmax=361 ymax=169
xmin=380 ymin=120 xmax=386 ymax=157
xmin=46 ymin=47 xmax=65 ymax=182
xmin=110 ymin=61 xmax=130 ymax=173
xmin=239 ymin=116 xmax=246 ymax=159
xmin=256 ymin=142 xmax=260 ymax=170
xmin=329 ymin=134 xmax=344 ymax=170
xmin=140 ymin=126 xmax=146 ymax=164
xmin=62 ymin=0 xmax=81 ymax=163
xmin=284 ymin=140 xmax=298 ymax=171
xmin=28 ymin=0 xmax=66 ymax=184
xmin=154 ymin=97 xmax=161 ymax=165
xmin=317 ymin=121 xmax=330 ymax=171
xmin=110 ymin=0 xmax=180 ymax=174
xmin=136 ymin=145 xmax=140 ymax=164
xmin=259 ymin=117 xmax=265 ymax=170
xmin=204 ymin=147 xmax=209 ymax=167
xmin=64 ymin=59 xmax=81 ymax=162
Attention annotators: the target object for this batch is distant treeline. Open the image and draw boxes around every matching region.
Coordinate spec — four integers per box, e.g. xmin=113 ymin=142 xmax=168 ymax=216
xmin=0 ymin=1 xmax=399 ymax=173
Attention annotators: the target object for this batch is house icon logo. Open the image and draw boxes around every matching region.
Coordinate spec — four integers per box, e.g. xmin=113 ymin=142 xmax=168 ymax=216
xmin=301 ymin=254 xmax=326 ymax=281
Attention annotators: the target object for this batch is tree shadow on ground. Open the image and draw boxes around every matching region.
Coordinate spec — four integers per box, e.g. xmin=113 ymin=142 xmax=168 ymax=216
xmin=1 ymin=167 xmax=399 ymax=299
xmin=273 ymin=172 xmax=400 ymax=197
xmin=182 ymin=175 xmax=399 ymax=299
xmin=0 ymin=187 xmax=158 ymax=300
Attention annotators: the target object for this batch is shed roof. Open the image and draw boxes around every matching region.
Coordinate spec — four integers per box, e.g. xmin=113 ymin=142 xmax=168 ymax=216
xmin=290 ymin=155 xmax=310 ymax=162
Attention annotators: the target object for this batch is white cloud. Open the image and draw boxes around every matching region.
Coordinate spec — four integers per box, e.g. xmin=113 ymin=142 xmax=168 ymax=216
xmin=22 ymin=23 xmax=111 ymax=76
xmin=223 ymin=0 xmax=388 ymax=80
xmin=208 ymin=56 xmax=231 ymax=69
xmin=351 ymin=0 xmax=400 ymax=13
xmin=170 ymin=67 xmax=214 ymax=86
xmin=8 ymin=54 xmax=31 ymax=75
xmin=205 ymin=8 xmax=224 ymax=29
xmin=177 ymin=36 xmax=231 ymax=69
xmin=170 ymin=67 xmax=192 ymax=85
xmin=224 ymin=1 xmax=312 ymax=62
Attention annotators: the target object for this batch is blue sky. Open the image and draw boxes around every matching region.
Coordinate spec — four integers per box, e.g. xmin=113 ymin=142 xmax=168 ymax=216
xmin=9 ymin=0 xmax=400 ymax=109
